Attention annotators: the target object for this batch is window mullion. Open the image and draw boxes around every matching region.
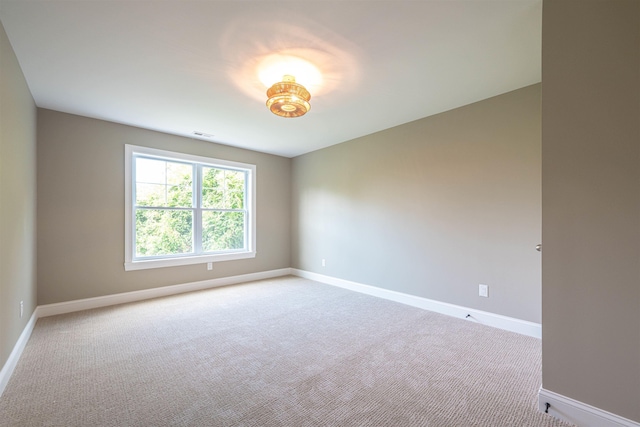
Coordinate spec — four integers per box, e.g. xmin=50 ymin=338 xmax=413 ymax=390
xmin=193 ymin=163 xmax=202 ymax=255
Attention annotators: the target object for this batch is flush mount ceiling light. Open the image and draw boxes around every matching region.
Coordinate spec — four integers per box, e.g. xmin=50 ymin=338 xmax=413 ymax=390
xmin=266 ymin=75 xmax=311 ymax=118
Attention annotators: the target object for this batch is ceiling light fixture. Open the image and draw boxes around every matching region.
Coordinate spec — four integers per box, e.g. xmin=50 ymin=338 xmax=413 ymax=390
xmin=266 ymin=75 xmax=311 ymax=118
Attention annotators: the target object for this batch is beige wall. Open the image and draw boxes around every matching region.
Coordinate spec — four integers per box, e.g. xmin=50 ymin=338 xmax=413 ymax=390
xmin=0 ymin=22 xmax=37 ymax=370
xmin=292 ymin=85 xmax=542 ymax=323
xmin=541 ymin=0 xmax=640 ymax=422
xmin=10 ymin=2 xmax=640 ymax=422
xmin=37 ymin=109 xmax=291 ymax=305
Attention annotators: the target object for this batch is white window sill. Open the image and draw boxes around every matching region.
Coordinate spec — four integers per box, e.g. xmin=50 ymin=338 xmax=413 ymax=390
xmin=124 ymin=251 xmax=255 ymax=271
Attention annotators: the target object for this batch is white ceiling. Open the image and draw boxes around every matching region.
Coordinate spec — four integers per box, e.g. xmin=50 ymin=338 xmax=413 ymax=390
xmin=0 ymin=1 xmax=541 ymax=158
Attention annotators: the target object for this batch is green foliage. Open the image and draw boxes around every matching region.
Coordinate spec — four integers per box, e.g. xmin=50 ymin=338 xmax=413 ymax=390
xmin=202 ymin=167 xmax=244 ymax=209
xmin=135 ymin=209 xmax=193 ymax=257
xmin=201 ymin=167 xmax=246 ymax=252
xmin=134 ymin=157 xmax=246 ymax=257
xmin=136 ymin=159 xmax=193 ymax=208
xmin=202 ymin=211 xmax=244 ymax=251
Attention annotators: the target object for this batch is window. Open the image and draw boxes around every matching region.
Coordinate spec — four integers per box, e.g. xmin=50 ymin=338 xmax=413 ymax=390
xmin=125 ymin=145 xmax=255 ymax=271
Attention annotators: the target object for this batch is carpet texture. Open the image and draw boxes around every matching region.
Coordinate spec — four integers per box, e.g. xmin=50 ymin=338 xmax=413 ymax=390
xmin=0 ymin=276 xmax=574 ymax=426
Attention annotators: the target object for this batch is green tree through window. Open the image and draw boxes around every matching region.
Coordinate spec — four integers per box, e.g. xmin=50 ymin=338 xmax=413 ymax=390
xmin=127 ymin=147 xmax=254 ymax=269
xmin=201 ymin=167 xmax=245 ymax=251
xmin=135 ymin=158 xmax=194 ymax=257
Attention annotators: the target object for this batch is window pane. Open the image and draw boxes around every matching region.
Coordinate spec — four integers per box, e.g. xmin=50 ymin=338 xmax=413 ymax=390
xmin=135 ymin=209 xmax=193 ymax=257
xmin=202 ymin=167 xmax=245 ymax=209
xmin=136 ymin=183 xmax=166 ymax=206
xmin=202 ymin=211 xmax=245 ymax=252
xmin=202 ymin=167 xmax=223 ymax=208
xmin=136 ymin=157 xmax=192 ymax=207
xmin=136 ymin=158 xmax=165 ymax=183
xmin=224 ymin=170 xmax=245 ymax=209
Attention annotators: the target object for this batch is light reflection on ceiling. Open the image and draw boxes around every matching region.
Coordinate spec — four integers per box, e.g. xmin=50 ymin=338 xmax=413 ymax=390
xmin=219 ymin=17 xmax=361 ymax=104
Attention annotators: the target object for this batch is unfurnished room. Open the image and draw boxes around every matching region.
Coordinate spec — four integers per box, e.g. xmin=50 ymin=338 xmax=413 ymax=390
xmin=0 ymin=1 xmax=638 ymax=426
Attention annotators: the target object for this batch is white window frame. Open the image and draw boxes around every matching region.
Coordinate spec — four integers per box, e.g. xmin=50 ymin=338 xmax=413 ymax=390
xmin=124 ymin=144 xmax=256 ymax=271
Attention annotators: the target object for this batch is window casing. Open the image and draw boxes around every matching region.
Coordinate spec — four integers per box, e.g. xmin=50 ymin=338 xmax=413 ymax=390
xmin=125 ymin=145 xmax=256 ymax=271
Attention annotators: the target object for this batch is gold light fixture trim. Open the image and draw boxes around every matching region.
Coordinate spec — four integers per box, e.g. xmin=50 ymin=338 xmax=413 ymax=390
xmin=266 ymin=75 xmax=311 ymax=118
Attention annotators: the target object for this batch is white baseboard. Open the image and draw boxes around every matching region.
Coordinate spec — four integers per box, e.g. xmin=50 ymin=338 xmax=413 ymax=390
xmin=4 ymin=269 xmax=638 ymax=427
xmin=539 ymin=388 xmax=640 ymax=427
xmin=37 ymin=268 xmax=292 ymax=318
xmin=0 ymin=310 xmax=38 ymax=397
xmin=0 ymin=267 xmax=292 ymax=399
xmin=291 ymin=269 xmax=541 ymax=338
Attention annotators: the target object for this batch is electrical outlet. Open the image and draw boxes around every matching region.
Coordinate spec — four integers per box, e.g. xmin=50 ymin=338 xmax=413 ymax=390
xmin=479 ymin=284 xmax=489 ymax=298
xmin=20 ymin=301 xmax=24 ymax=318
xmin=321 ymin=259 xmax=326 ymax=267
xmin=207 ymin=262 xmax=213 ymax=271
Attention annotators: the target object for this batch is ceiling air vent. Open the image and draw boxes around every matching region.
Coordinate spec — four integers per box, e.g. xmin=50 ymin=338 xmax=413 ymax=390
xmin=193 ymin=131 xmax=214 ymax=138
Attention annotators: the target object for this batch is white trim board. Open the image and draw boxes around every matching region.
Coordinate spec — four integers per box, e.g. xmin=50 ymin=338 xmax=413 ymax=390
xmin=3 ymin=268 xmax=638 ymax=427
xmin=37 ymin=268 xmax=292 ymax=318
xmin=0 ymin=268 xmax=292 ymax=398
xmin=294 ymin=269 xmax=640 ymax=426
xmin=539 ymin=388 xmax=640 ymax=427
xmin=0 ymin=310 xmax=38 ymax=397
xmin=291 ymin=269 xmax=541 ymax=338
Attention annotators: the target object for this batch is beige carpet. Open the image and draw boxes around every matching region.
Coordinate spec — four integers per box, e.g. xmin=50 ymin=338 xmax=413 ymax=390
xmin=0 ymin=276 xmax=574 ymax=426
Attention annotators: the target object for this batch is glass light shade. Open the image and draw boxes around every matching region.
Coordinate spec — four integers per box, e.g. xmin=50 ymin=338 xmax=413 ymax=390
xmin=266 ymin=75 xmax=311 ymax=118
